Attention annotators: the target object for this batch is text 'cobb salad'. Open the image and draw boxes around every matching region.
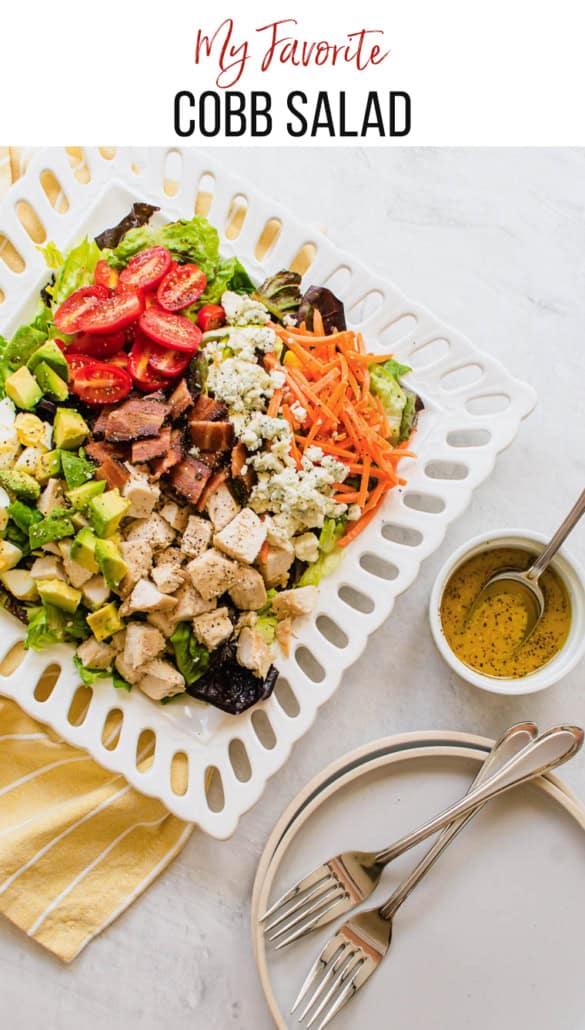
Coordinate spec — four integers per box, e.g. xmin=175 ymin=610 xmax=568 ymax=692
xmin=0 ymin=205 xmax=421 ymax=715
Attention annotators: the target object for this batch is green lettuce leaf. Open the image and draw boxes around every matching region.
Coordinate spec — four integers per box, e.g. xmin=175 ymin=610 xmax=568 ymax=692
xmin=170 ymin=622 xmax=210 ymax=686
xmin=73 ymin=655 xmax=111 ymax=686
xmin=399 ymin=391 xmax=417 ymax=443
xmin=39 ymin=241 xmax=64 ymax=270
xmin=112 ymin=670 xmax=132 ymax=692
xmin=50 ymin=237 xmax=101 ymax=306
xmin=318 ymin=517 xmax=347 ymax=554
xmin=24 ymin=605 xmax=62 ymax=650
xmin=108 ymin=216 xmax=220 ymax=278
xmin=195 ymin=257 xmax=255 ymax=308
xmin=379 ymin=358 xmax=411 ymax=379
xmin=299 ymin=550 xmax=344 ymax=587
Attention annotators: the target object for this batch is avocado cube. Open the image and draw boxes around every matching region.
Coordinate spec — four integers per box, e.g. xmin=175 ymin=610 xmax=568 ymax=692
xmin=87 ymin=601 xmax=124 ymax=641
xmin=0 ymin=568 xmax=38 ymax=601
xmin=66 ymin=479 xmax=106 ymax=510
xmin=94 ymin=538 xmax=128 ymax=589
xmin=70 ymin=527 xmax=99 ymax=573
xmin=37 ymin=449 xmax=62 ymax=483
xmin=29 ymin=515 xmax=75 ymax=550
xmin=0 ymin=539 xmax=22 ymax=572
xmin=7 ymin=500 xmax=42 ymax=533
xmin=0 ymin=469 xmax=41 ymax=502
xmin=71 ymin=512 xmax=90 ymax=530
xmin=60 ymin=450 xmax=95 ymax=490
xmin=4 ymin=366 xmax=42 ymax=411
xmin=87 ymin=489 xmax=131 ymax=538
xmin=53 ymin=408 xmax=89 ymax=450
xmin=27 ymin=339 xmax=69 ymax=382
xmin=37 ymin=577 xmax=81 ymax=613
xmin=34 ymin=362 xmax=69 ymax=402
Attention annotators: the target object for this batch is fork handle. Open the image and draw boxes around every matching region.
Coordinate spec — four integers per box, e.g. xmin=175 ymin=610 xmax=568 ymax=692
xmin=378 ymin=722 xmax=536 ymax=920
xmin=374 ymin=725 xmax=582 ymax=866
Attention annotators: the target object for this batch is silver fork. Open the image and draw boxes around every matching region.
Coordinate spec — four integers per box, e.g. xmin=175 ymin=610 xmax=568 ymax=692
xmin=289 ymin=721 xmax=538 ymax=1028
xmin=261 ymin=724 xmax=583 ymax=949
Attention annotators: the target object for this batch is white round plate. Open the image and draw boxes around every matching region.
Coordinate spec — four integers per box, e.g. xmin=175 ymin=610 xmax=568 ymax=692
xmin=251 ymin=731 xmax=585 ymax=1029
xmin=0 ymin=149 xmax=536 ymax=835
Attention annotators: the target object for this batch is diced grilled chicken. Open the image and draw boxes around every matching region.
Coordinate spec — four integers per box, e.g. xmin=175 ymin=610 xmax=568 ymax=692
xmin=186 ymin=548 xmax=239 ymax=600
xmin=119 ymin=578 xmax=178 ymax=616
xmin=172 ymin=581 xmax=217 ymax=621
xmin=131 ymin=427 xmax=172 ymax=464
xmin=236 ymin=626 xmax=273 ymax=680
xmin=147 ymin=610 xmax=180 ymax=637
xmin=38 ymin=478 xmax=65 ymax=516
xmin=181 ymin=515 xmax=213 ymax=559
xmin=122 ymin=468 xmax=160 ymax=518
xmin=59 ymin=542 xmax=94 ymax=588
xmin=160 ymin=501 xmax=189 ymax=532
xmin=76 ymin=637 xmax=116 ymax=670
xmin=192 ymin=607 xmax=233 ymax=650
xmin=272 ymin=586 xmax=319 ymax=618
xmin=30 ymin=555 xmax=65 ymax=581
xmin=114 ymin=653 xmax=145 ymax=686
xmin=204 ymin=482 xmax=240 ymax=531
xmin=119 ymin=538 xmax=153 ymax=594
xmin=168 ymin=455 xmax=212 ymax=505
xmin=95 ymin=455 xmax=131 ymax=491
xmin=168 ymin=379 xmax=194 ymax=419
xmin=105 ymin=398 xmax=169 ymax=441
xmin=189 ymin=420 xmax=234 ymax=451
xmin=81 ymin=575 xmax=111 ymax=610
xmin=152 ymin=562 xmax=184 ymax=594
xmin=258 ymin=541 xmax=295 ymax=587
xmin=275 ymin=617 xmax=293 ymax=657
xmin=149 ymin=428 xmax=185 ymax=480
xmin=126 ymin=513 xmax=176 ymax=551
xmin=123 ymin=622 xmax=166 ymax=670
xmin=228 ymin=566 xmax=267 ymax=611
xmin=138 ymin=660 xmax=185 ymax=701
xmin=189 ymin=394 xmax=228 ymax=422
xmin=214 ymin=508 xmax=266 ymax=564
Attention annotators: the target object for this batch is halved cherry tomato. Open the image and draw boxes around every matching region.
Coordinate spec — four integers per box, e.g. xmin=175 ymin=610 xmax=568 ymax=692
xmin=148 ymin=342 xmax=191 ymax=379
xmin=94 ymin=259 xmax=119 ymax=291
xmin=67 ymin=329 xmax=127 ymax=359
xmin=128 ymin=333 xmax=168 ymax=391
xmin=139 ymin=305 xmax=202 ymax=353
xmin=118 ymin=246 xmax=172 ymax=292
xmin=156 ymin=263 xmax=207 ymax=311
xmin=70 ymin=360 xmax=132 ymax=405
xmin=109 ymin=350 xmax=129 ymax=371
xmin=197 ymin=304 xmax=226 ymax=332
xmin=53 ymin=285 xmax=109 ymax=334
xmin=66 ymin=353 xmax=95 ymax=379
xmin=78 ymin=288 xmax=144 ymax=334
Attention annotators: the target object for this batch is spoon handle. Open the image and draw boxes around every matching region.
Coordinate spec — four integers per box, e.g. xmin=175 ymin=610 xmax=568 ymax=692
xmin=528 ymin=487 xmax=585 ymax=581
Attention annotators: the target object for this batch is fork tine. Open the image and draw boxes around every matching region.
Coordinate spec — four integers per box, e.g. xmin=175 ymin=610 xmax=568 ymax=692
xmin=273 ymin=894 xmax=348 ymax=951
xmin=268 ymin=885 xmax=345 ymax=943
xmin=260 ymin=868 xmax=331 ymax=922
xmin=263 ymin=877 xmax=338 ymax=934
xmin=305 ymin=952 xmax=363 ymax=1029
xmin=296 ymin=942 xmax=354 ymax=1022
xmin=315 ymin=961 xmax=365 ymax=1030
xmin=290 ymin=937 xmax=346 ymax=1015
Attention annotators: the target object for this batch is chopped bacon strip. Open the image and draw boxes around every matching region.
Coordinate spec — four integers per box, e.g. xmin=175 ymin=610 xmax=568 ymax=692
xmin=231 ymin=441 xmax=255 ymax=497
xmin=105 ymin=398 xmax=169 ymax=441
xmin=150 ymin=429 xmax=185 ymax=480
xmin=95 ymin=455 xmax=130 ymax=491
xmin=189 ymin=394 xmax=228 ymax=422
xmin=196 ymin=468 xmax=229 ymax=511
xmin=198 ymin=450 xmax=224 ymax=469
xmin=92 ymin=405 xmax=115 ymax=437
xmin=189 ymin=420 xmax=234 ymax=451
xmin=168 ymin=379 xmax=194 ymax=420
xmin=85 ymin=439 xmax=129 ymax=463
xmin=167 ymin=455 xmax=212 ymax=504
xmin=131 ymin=427 xmax=172 ymax=464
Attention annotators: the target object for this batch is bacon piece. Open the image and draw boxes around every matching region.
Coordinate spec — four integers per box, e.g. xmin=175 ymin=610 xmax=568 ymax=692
xmin=168 ymin=379 xmax=194 ymax=420
xmin=189 ymin=420 xmax=234 ymax=451
xmin=85 ymin=439 xmax=129 ymax=463
xmin=131 ymin=427 xmax=171 ymax=464
xmin=167 ymin=455 xmax=212 ymax=504
xmin=95 ymin=455 xmax=130 ymax=491
xmin=150 ymin=429 xmax=184 ymax=480
xmin=231 ymin=441 xmax=255 ymax=497
xmin=189 ymin=394 xmax=228 ymax=422
xmin=196 ymin=468 xmax=229 ymax=511
xmin=105 ymin=398 xmax=169 ymax=442
xmin=92 ymin=406 xmax=115 ymax=437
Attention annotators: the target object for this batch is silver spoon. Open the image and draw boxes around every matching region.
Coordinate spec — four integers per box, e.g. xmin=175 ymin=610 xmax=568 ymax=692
xmin=469 ymin=487 xmax=585 ymax=643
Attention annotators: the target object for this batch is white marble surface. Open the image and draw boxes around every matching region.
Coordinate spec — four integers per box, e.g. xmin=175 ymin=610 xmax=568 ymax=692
xmin=1 ymin=147 xmax=584 ymax=1029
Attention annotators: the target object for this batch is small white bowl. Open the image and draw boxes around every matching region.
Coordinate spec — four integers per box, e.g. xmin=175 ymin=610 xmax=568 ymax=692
xmin=429 ymin=529 xmax=585 ymax=695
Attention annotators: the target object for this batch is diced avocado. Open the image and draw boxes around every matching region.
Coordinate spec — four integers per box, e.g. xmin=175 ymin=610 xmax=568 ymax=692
xmin=66 ymin=479 xmax=106 ymax=510
xmin=60 ymin=449 xmax=96 ymax=490
xmin=0 ymin=469 xmax=41 ymax=502
xmin=87 ymin=601 xmax=124 ymax=641
xmin=37 ymin=577 xmax=81 ymax=613
xmin=7 ymin=500 xmax=42 ymax=533
xmin=70 ymin=527 xmax=99 ymax=573
xmin=0 ymin=539 xmax=22 ymax=572
xmin=71 ymin=512 xmax=90 ymax=530
xmin=37 ymin=449 xmax=62 ymax=483
xmin=53 ymin=408 xmax=89 ymax=450
xmin=27 ymin=339 xmax=69 ymax=381
xmin=4 ymin=366 xmax=42 ymax=411
xmin=34 ymin=362 xmax=69 ymax=402
xmin=94 ymin=538 xmax=128 ymax=589
xmin=29 ymin=515 xmax=75 ymax=550
xmin=0 ymin=568 xmax=38 ymax=601
xmin=87 ymin=489 xmax=131 ymax=538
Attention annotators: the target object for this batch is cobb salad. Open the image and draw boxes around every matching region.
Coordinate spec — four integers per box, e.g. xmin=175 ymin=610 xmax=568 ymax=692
xmin=0 ymin=204 xmax=421 ymax=714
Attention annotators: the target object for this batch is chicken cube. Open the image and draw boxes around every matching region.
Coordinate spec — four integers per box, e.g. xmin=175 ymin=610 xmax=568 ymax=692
xmin=258 ymin=542 xmax=295 ymax=588
xmin=275 ymin=617 xmax=293 ymax=658
xmin=122 ymin=468 xmax=160 ymax=518
xmin=205 ymin=482 xmax=240 ymax=531
xmin=30 ymin=555 xmax=65 ymax=581
xmin=272 ymin=586 xmax=319 ymax=619
xmin=138 ymin=659 xmax=186 ymax=701
xmin=172 ymin=581 xmax=217 ymax=621
xmin=123 ymin=622 xmax=166 ymax=670
xmin=38 ymin=478 xmax=65 ymax=516
xmin=81 ymin=575 xmax=111 ymax=610
xmin=228 ymin=566 xmax=267 ymax=611
xmin=76 ymin=637 xmax=116 ymax=670
xmin=114 ymin=653 xmax=145 ymax=686
xmin=293 ymin=533 xmax=319 ymax=564
xmin=192 ymin=607 xmax=233 ymax=650
xmin=160 ymin=501 xmax=190 ymax=533
xmin=154 ymin=547 xmax=184 ymax=569
xmin=119 ymin=539 xmax=153 ymax=595
xmin=236 ymin=627 xmax=273 ymax=680
xmin=152 ymin=562 xmax=185 ymax=594
xmin=186 ymin=549 xmax=239 ymax=600
xmin=147 ymin=610 xmax=179 ymax=637
xmin=110 ymin=629 xmax=126 ymax=653
xmin=214 ymin=508 xmax=266 ymax=565
xmin=181 ymin=514 xmax=213 ymax=559
xmin=119 ymin=578 xmax=178 ymax=616
xmin=59 ymin=542 xmax=94 ymax=588
xmin=126 ymin=513 xmax=176 ymax=551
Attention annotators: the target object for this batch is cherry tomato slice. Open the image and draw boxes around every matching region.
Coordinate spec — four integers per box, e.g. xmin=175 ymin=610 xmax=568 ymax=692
xmin=53 ymin=285 xmax=109 ymax=334
xmin=70 ymin=360 xmax=132 ymax=405
xmin=67 ymin=329 xmax=127 ymax=359
xmin=197 ymin=304 xmax=226 ymax=332
xmin=138 ymin=305 xmax=202 ymax=353
xmin=156 ymin=263 xmax=207 ymax=312
xmin=148 ymin=342 xmax=191 ymax=379
xmin=118 ymin=246 xmax=172 ymax=292
xmin=128 ymin=334 xmax=168 ymax=391
xmin=66 ymin=353 xmax=95 ymax=379
xmin=109 ymin=350 xmax=129 ymax=371
xmin=94 ymin=259 xmax=119 ymax=291
xmin=78 ymin=288 xmax=144 ymax=334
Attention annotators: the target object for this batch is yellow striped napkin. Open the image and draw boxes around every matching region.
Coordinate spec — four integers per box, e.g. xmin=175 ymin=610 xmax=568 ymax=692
xmin=0 ymin=147 xmax=193 ymax=962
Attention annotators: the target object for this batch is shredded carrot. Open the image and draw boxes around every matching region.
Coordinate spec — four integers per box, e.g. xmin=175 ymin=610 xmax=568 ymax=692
xmin=267 ymin=389 xmax=282 ymax=418
xmin=259 ymin=539 xmax=270 ymax=564
xmin=337 ymin=496 xmax=384 ymax=547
